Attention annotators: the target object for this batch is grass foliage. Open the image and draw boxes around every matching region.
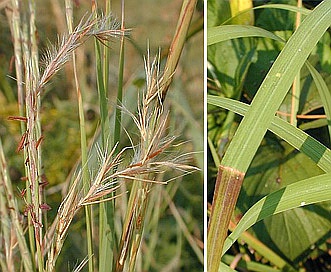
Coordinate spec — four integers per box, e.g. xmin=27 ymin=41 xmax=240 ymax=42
xmin=208 ymin=0 xmax=331 ymax=271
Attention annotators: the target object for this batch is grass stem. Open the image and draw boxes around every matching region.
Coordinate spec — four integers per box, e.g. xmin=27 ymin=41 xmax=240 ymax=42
xmin=161 ymin=0 xmax=197 ymax=100
xmin=207 ymin=166 xmax=244 ymax=272
xmin=92 ymin=1 xmax=116 ymax=271
xmin=9 ymin=0 xmax=37 ymax=269
xmin=65 ymin=1 xmax=93 ymax=271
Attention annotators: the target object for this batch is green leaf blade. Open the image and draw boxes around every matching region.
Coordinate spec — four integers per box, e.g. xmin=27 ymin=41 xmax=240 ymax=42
xmin=222 ymin=173 xmax=331 ymax=255
xmin=207 ymin=95 xmax=331 ymax=172
xmin=221 ymin=0 xmax=331 ymax=172
xmin=208 ymin=25 xmax=284 ymax=46
xmin=305 ymin=61 xmax=331 ymax=139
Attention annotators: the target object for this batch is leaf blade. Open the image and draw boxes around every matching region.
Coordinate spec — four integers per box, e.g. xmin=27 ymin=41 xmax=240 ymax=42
xmin=222 ymin=172 xmax=331 ymax=255
xmin=207 ymin=95 xmax=331 ymax=172
xmin=208 ymin=25 xmax=284 ymax=46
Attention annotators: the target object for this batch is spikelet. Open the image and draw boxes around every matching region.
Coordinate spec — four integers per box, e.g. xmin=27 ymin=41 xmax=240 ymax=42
xmin=38 ymin=13 xmax=129 ymax=93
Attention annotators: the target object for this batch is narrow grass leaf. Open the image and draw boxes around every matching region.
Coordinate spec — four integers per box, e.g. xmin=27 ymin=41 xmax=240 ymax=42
xmin=208 ymin=25 xmax=284 ymax=46
xmin=218 ymin=262 xmax=237 ymax=272
xmin=221 ymin=0 xmax=331 ymax=171
xmin=93 ymin=9 xmax=115 ymax=272
xmin=222 ymin=254 xmax=282 ymax=272
xmin=222 ymin=4 xmax=311 ymax=25
xmin=0 ymin=140 xmax=33 ymax=271
xmin=207 ymin=95 xmax=331 ymax=172
xmin=299 ymin=118 xmax=328 ymax=130
xmin=165 ymin=191 xmax=204 ymax=264
xmin=222 ymin=172 xmax=331 ymax=255
xmin=209 ymin=2 xmax=331 ymax=272
xmin=228 ymin=221 xmax=289 ymax=269
xmin=253 ymin=4 xmax=310 ymax=15
xmin=208 ymin=136 xmax=221 ymax=167
xmin=305 ymin=60 xmax=331 ymax=139
xmin=64 ymin=2 xmax=93 ymax=271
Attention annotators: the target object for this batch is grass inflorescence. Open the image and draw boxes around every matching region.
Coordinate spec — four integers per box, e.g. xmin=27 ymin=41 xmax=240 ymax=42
xmin=0 ymin=0 xmax=202 ymax=271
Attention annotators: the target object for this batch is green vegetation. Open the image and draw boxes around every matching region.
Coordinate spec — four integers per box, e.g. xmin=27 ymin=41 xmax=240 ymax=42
xmin=207 ymin=1 xmax=331 ymax=271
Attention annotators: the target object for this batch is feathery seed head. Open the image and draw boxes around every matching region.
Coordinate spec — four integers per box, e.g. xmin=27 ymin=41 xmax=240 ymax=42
xmin=38 ymin=12 xmax=129 ymax=94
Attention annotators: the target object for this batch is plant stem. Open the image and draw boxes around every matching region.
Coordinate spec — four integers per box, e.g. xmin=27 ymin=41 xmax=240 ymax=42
xmin=161 ymin=0 xmax=197 ymax=100
xmin=92 ymin=1 xmax=116 ymax=271
xmin=207 ymin=166 xmax=244 ymax=272
xmin=290 ymin=0 xmax=302 ymax=126
xmin=228 ymin=221 xmax=288 ymax=269
xmin=65 ymin=1 xmax=93 ymax=271
xmin=19 ymin=0 xmax=44 ymax=269
xmin=207 ymin=2 xmax=331 ymax=271
xmin=114 ymin=0 xmax=125 ymax=147
xmin=9 ymin=0 xmax=36 ymax=269
xmin=28 ymin=0 xmax=44 ymax=269
xmin=127 ymin=182 xmax=150 ymax=272
xmin=112 ymin=3 xmax=126 ymax=270
xmin=0 ymin=140 xmax=33 ymax=272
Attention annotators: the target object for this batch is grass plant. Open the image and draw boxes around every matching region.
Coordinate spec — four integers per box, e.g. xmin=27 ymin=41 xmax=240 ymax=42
xmin=208 ymin=0 xmax=331 ymax=271
xmin=0 ymin=0 xmax=202 ymax=271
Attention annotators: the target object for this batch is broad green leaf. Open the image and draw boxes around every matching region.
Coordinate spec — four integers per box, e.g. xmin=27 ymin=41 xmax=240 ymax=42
xmin=222 ymin=172 xmax=331 ymax=255
xmin=245 ymin=55 xmax=326 ymax=124
xmin=255 ymin=204 xmax=330 ymax=261
xmin=208 ymin=37 xmax=256 ymax=156
xmin=207 ymin=101 xmax=229 ymax=148
xmin=242 ymin=33 xmax=329 ymax=122
xmin=242 ymin=141 xmax=324 ymax=202
xmin=236 ymin=141 xmax=329 ymax=261
xmin=229 ymin=0 xmax=254 ymax=25
xmin=295 ymin=57 xmax=322 ymax=116
xmin=254 ymin=0 xmax=297 ymax=31
xmin=227 ymin=218 xmax=290 ymax=269
xmin=244 ymin=42 xmax=281 ymax=100
xmin=207 ymin=0 xmax=231 ymax=27
xmin=208 ymin=39 xmax=256 ymax=98
xmin=208 ymin=25 xmax=284 ymax=46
